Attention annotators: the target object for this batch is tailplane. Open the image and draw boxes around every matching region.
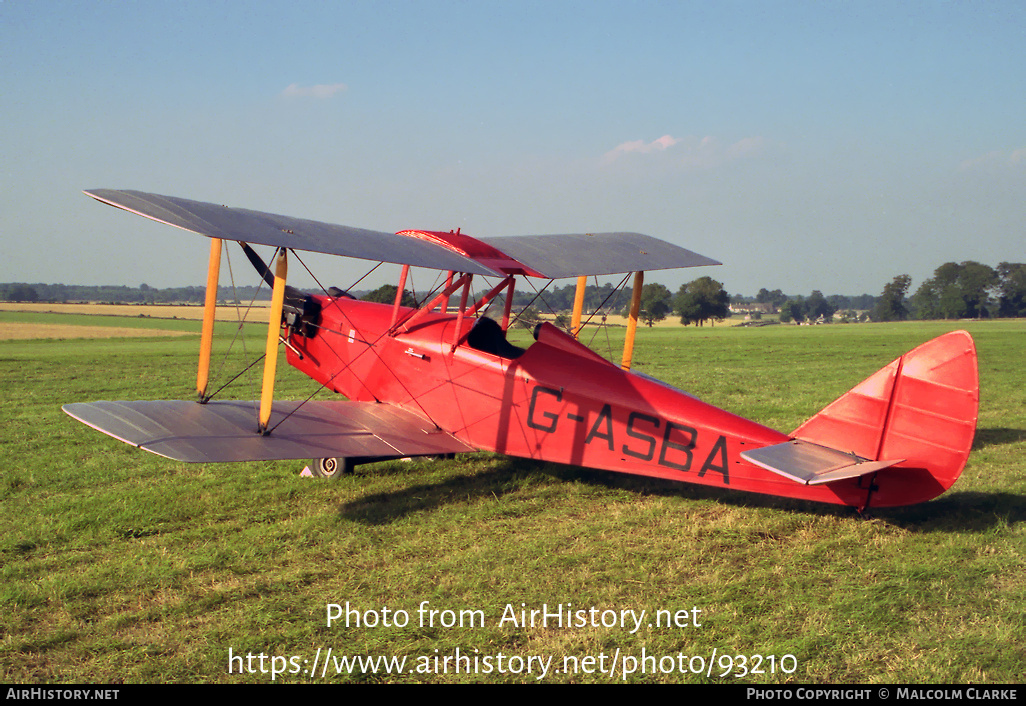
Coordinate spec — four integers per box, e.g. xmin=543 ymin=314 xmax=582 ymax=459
xmin=788 ymin=330 xmax=978 ymax=507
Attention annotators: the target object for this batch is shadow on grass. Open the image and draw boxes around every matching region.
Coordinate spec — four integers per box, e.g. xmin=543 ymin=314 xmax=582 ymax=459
xmin=336 ymin=455 xmax=861 ymax=525
xmin=337 ymin=454 xmax=1026 ymax=533
xmin=972 ymin=427 xmax=1026 ymax=449
xmin=565 ymin=466 xmax=1026 ymax=532
xmin=337 ymin=456 xmax=542 ymax=525
xmin=870 ymin=491 xmax=1026 ymax=533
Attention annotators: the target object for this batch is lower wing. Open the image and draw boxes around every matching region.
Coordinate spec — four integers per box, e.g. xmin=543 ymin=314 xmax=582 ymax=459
xmin=62 ymin=399 xmax=475 ymax=463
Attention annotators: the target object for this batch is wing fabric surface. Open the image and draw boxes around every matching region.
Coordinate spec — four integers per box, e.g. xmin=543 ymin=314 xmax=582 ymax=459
xmin=62 ymin=400 xmax=475 ymax=463
xmin=84 ymin=189 xmax=501 ymax=276
xmin=481 ymin=233 xmax=721 ymax=278
xmin=85 ymin=189 xmax=720 ymax=278
xmin=741 ymin=440 xmax=903 ymax=485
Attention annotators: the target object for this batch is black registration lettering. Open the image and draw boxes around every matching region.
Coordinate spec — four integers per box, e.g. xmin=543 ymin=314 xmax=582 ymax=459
xmin=623 ymin=412 xmax=660 ymax=461
xmin=658 ymin=422 xmax=697 ymax=471
xmin=527 ymin=386 xmax=562 ymax=433
xmin=698 ymin=435 xmax=730 ymax=484
xmin=584 ymin=404 xmax=614 ymax=450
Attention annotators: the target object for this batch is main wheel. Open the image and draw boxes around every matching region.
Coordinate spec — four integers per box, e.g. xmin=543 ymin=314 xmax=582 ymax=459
xmin=311 ymin=457 xmax=353 ymax=479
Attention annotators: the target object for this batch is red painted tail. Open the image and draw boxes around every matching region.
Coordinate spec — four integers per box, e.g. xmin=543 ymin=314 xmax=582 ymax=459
xmin=791 ymin=330 xmax=979 ymax=507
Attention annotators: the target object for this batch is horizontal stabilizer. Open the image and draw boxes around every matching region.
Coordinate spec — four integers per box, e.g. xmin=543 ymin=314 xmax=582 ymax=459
xmin=63 ymin=399 xmax=475 ymax=463
xmin=741 ymin=440 xmax=903 ymax=486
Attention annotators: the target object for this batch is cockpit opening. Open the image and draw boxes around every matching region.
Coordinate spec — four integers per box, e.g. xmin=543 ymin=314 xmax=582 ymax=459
xmin=467 ymin=316 xmax=526 ymax=359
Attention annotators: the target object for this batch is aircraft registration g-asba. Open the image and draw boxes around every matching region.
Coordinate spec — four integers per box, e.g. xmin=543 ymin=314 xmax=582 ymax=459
xmin=64 ymin=190 xmax=979 ymax=511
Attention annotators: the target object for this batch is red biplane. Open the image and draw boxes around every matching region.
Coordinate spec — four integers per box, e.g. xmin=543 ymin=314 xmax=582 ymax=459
xmin=64 ymin=190 xmax=979 ymax=511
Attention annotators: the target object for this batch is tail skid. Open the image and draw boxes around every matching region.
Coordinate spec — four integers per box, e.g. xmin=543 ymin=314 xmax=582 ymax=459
xmin=786 ymin=330 xmax=979 ymax=507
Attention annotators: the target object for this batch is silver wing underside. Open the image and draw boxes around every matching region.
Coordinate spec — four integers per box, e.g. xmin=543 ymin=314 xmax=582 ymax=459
xmin=480 ymin=232 xmax=720 ymax=278
xmin=84 ymin=189 xmax=502 ymax=276
xmin=84 ymin=189 xmax=719 ymax=279
xmin=741 ymin=439 xmax=903 ymax=486
xmin=63 ymin=399 xmax=476 ymax=463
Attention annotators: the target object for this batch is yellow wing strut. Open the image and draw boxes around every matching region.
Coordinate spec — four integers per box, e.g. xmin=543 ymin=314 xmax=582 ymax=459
xmin=259 ymin=249 xmax=288 ymax=433
xmin=570 ymin=275 xmax=587 ymax=339
xmin=196 ymin=238 xmax=222 ymax=401
xmin=621 ymin=271 xmax=644 ymax=370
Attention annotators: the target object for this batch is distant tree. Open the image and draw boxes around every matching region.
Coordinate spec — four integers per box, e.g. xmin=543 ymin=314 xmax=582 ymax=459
xmin=674 ymin=277 xmax=730 ymax=326
xmin=360 ymin=284 xmax=417 ymax=307
xmin=7 ymin=285 xmax=39 ymax=302
xmin=850 ymin=293 xmax=877 ymax=311
xmin=957 ymin=262 xmax=999 ymax=318
xmin=910 ymin=279 xmax=940 ymax=320
xmin=778 ymin=297 xmax=806 ymax=324
xmin=912 ymin=261 xmax=998 ymax=319
xmin=638 ymin=283 xmax=672 ymax=326
xmin=827 ymin=294 xmax=850 ymax=311
xmin=996 ymin=262 xmax=1026 ymax=317
xmin=756 ymin=288 xmax=787 ymax=309
xmin=514 ymin=306 xmax=542 ymax=329
xmin=806 ymin=290 xmax=836 ymax=322
xmin=873 ymin=274 xmax=912 ymax=322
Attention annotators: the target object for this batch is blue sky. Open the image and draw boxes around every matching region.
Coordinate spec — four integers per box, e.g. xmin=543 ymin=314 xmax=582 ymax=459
xmin=2 ymin=1 xmax=1023 ymax=297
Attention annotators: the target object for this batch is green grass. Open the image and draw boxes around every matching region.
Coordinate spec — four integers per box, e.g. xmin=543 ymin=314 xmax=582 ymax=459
xmin=1 ymin=316 xmax=1023 ymax=683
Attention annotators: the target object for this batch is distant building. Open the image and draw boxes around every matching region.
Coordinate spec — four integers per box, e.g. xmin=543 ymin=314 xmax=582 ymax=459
xmin=729 ymin=302 xmax=775 ymax=314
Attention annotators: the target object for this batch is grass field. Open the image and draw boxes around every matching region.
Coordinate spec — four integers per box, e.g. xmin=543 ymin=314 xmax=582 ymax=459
xmin=1 ymin=311 xmax=1023 ymax=683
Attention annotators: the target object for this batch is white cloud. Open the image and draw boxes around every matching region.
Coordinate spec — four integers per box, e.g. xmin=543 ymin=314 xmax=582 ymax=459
xmin=281 ymin=83 xmax=348 ymax=99
xmin=959 ymin=146 xmax=1026 ymax=170
xmin=725 ymin=136 xmax=767 ymax=160
xmin=602 ymin=134 xmax=770 ymax=168
xmin=603 ymin=135 xmax=680 ymax=162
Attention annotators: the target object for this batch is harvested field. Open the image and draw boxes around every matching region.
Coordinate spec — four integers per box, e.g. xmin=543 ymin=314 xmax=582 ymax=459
xmin=0 ymin=301 xmax=271 ymax=322
xmin=0 ymin=321 xmax=192 ymax=340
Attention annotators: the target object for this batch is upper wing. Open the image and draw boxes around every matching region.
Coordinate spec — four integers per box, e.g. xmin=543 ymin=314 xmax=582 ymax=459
xmin=85 ymin=189 xmax=719 ymax=278
xmin=62 ymin=399 xmax=476 ymax=463
xmin=480 ymin=233 xmax=720 ymax=278
xmin=84 ymin=189 xmax=502 ymax=276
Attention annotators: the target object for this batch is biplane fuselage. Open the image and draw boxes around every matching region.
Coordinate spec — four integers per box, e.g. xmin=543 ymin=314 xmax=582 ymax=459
xmin=285 ymin=294 xmax=966 ymax=509
xmin=64 ymin=189 xmax=980 ymax=512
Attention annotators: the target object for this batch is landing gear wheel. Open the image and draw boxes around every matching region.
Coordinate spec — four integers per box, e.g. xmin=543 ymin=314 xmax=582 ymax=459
xmin=312 ymin=457 xmax=354 ymax=479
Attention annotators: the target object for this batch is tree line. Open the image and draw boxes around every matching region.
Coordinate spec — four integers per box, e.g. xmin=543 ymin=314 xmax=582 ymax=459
xmin=6 ymin=259 xmax=1023 ymax=326
xmin=358 ymin=278 xmax=731 ymax=327
xmin=873 ymin=261 xmax=1025 ymax=321
xmin=0 ymin=283 xmax=272 ymax=305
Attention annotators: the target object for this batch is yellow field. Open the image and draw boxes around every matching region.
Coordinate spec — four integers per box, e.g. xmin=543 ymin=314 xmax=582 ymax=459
xmin=0 ymin=301 xmax=272 ymax=322
xmin=0 ymin=321 xmax=192 ymax=341
xmin=0 ymin=302 xmax=273 ymax=341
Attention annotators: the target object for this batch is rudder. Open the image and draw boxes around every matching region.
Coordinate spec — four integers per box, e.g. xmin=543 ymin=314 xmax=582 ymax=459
xmin=791 ymin=330 xmax=979 ymax=507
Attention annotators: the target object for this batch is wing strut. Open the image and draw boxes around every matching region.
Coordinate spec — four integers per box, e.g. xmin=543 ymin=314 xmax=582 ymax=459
xmin=391 ymin=264 xmax=410 ymax=329
xmin=259 ymin=249 xmax=288 ymax=433
xmin=571 ymin=275 xmax=587 ymax=339
xmin=621 ymin=271 xmax=644 ymax=370
xmin=451 ymin=275 xmax=473 ymax=350
xmin=501 ymin=276 xmax=516 ymax=331
xmin=197 ymin=237 xmax=222 ymax=401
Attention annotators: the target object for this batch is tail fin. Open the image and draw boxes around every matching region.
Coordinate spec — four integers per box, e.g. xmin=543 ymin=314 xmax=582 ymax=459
xmin=791 ymin=330 xmax=979 ymax=507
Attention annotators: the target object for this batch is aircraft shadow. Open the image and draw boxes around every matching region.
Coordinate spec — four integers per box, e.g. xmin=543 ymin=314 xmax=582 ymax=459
xmin=336 ymin=456 xmax=543 ymax=526
xmin=337 ymin=455 xmax=1026 ymax=534
xmin=972 ymin=427 xmax=1026 ymax=449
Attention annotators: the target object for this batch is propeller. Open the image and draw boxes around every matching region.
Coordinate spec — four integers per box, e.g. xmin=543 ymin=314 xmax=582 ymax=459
xmin=239 ymin=242 xmax=322 ymax=338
